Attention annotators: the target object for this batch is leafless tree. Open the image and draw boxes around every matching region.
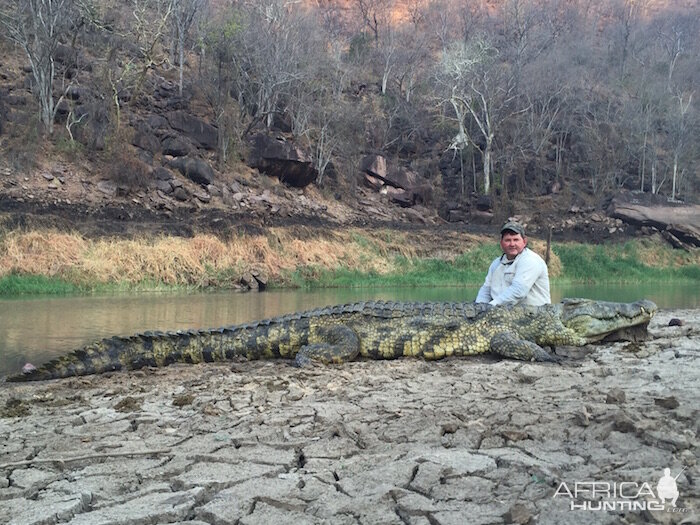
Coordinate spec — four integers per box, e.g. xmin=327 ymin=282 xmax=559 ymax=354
xmin=352 ymin=0 xmax=390 ymax=45
xmin=105 ymin=0 xmax=173 ymax=130
xmin=170 ymin=0 xmax=206 ymax=96
xmin=226 ymin=1 xmax=312 ymax=135
xmin=0 ymin=0 xmax=75 ymax=134
xmin=437 ymin=38 xmax=525 ymax=195
xmin=668 ymin=91 xmax=694 ymax=201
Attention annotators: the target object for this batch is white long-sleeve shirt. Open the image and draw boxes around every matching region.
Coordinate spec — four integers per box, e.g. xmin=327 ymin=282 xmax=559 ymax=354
xmin=475 ymin=247 xmax=551 ymax=306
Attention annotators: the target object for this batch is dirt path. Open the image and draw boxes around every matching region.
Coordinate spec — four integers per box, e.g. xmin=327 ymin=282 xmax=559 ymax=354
xmin=0 ymin=310 xmax=697 ymax=525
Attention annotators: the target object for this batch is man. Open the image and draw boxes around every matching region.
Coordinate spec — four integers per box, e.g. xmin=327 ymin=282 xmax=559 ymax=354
xmin=475 ymin=222 xmax=551 ymax=306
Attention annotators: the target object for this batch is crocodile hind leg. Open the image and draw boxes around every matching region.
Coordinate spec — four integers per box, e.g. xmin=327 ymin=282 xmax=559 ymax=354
xmin=490 ymin=331 xmax=561 ymax=362
xmin=294 ymin=325 xmax=361 ymax=367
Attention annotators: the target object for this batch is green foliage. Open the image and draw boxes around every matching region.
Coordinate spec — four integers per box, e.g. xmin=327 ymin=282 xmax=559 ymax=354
xmin=205 ymin=9 xmax=243 ymax=60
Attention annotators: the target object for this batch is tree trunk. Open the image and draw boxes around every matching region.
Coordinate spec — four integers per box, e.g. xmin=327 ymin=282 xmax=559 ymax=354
xmin=672 ymin=151 xmax=678 ymax=200
xmin=483 ymin=135 xmax=493 ymax=195
xmin=178 ymin=37 xmax=184 ymax=96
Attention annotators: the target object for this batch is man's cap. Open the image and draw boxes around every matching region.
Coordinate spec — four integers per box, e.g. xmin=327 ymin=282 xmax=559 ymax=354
xmin=500 ymin=221 xmax=526 ymax=237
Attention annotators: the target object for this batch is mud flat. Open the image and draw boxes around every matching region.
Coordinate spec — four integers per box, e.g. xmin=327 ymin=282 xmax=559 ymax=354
xmin=0 ymin=310 xmax=697 ymax=525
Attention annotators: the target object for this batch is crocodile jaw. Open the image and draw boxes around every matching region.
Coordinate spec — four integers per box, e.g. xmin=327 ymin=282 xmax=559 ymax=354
xmin=558 ymin=298 xmax=657 ymax=342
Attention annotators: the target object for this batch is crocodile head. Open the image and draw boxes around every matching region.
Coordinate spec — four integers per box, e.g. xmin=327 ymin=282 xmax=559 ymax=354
xmin=557 ymin=298 xmax=657 ymax=343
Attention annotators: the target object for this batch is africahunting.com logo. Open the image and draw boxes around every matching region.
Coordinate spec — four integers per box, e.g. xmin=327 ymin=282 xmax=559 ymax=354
xmin=553 ymin=467 xmax=691 ymax=514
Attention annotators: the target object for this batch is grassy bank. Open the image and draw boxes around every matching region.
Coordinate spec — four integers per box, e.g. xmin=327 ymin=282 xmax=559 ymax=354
xmin=291 ymin=241 xmax=698 ymax=288
xmin=0 ymin=228 xmax=697 ymax=296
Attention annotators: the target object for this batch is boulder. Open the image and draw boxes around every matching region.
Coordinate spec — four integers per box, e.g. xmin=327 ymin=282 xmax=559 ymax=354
xmin=161 ymin=135 xmax=191 ymax=157
xmin=385 ymin=186 xmax=414 ymax=207
xmin=609 ymin=194 xmax=700 ymax=249
xmin=247 ymin=134 xmax=318 ymax=188
xmin=384 ymin=166 xmax=419 ymax=190
xmin=53 ymin=44 xmax=77 ymax=66
xmin=97 ymin=180 xmax=117 ymax=197
xmin=54 ymin=99 xmax=70 ymax=123
xmin=361 ymin=158 xmax=433 ymax=207
xmin=147 ymin=115 xmax=169 ymax=130
xmin=469 ymin=210 xmax=494 ymax=223
xmin=360 ymin=154 xmax=387 ymax=179
xmin=172 ymin=186 xmax=189 ymax=201
xmin=169 ymin=157 xmax=215 ymax=186
xmin=132 ymin=131 xmax=161 ymax=154
xmin=166 ymin=111 xmax=217 ymax=150
xmin=153 ymin=167 xmax=175 ymax=181
xmin=476 ymin=195 xmax=492 ymax=212
xmin=363 ymin=173 xmax=384 ymax=190
xmin=153 ymin=179 xmax=173 ymax=193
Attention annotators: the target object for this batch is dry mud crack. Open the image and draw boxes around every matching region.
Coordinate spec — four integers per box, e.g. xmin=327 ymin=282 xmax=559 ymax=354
xmin=0 ymin=310 xmax=698 ymax=525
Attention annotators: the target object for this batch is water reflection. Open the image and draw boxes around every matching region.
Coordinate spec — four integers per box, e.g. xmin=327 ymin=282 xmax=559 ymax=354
xmin=1 ymin=283 xmax=697 ymax=377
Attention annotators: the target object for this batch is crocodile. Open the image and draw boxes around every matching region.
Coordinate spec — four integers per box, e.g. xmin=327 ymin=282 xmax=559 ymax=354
xmin=6 ymin=298 xmax=656 ymax=382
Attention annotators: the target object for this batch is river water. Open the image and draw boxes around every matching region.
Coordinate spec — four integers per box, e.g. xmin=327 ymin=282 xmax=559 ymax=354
xmin=1 ymin=282 xmax=698 ymax=377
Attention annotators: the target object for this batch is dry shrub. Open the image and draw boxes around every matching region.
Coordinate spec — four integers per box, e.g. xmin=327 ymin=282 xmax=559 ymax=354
xmin=0 ymin=229 xmax=426 ymax=286
xmin=189 ymin=235 xmax=228 ymax=262
xmin=84 ymin=237 xmax=217 ymax=285
xmin=635 ymin=241 xmax=699 ymax=268
xmin=529 ymin=239 xmax=562 ymax=277
xmin=106 ymin=147 xmax=151 ymax=191
xmin=224 ymin=234 xmax=284 ymax=277
xmin=0 ymin=231 xmax=86 ymax=276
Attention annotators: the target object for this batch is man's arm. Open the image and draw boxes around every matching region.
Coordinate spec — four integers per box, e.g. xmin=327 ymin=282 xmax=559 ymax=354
xmin=475 ymin=259 xmax=497 ymax=303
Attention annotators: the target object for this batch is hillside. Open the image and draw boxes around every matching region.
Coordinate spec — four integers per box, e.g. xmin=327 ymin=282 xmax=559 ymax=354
xmin=0 ymin=0 xmax=698 ymax=246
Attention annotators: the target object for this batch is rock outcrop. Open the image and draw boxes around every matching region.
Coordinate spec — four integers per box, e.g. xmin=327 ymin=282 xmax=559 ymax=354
xmin=609 ymin=193 xmax=700 ymax=250
xmin=248 ymin=134 xmax=318 ymax=188
xmin=169 ymin=156 xmax=215 ymax=186
xmin=361 ymin=155 xmax=432 ymax=207
xmin=166 ymin=111 xmax=218 ymax=150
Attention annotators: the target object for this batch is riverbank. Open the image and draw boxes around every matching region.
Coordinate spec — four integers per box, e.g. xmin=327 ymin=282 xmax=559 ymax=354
xmin=0 ymin=308 xmax=697 ymax=524
xmin=0 ymin=226 xmax=698 ymax=296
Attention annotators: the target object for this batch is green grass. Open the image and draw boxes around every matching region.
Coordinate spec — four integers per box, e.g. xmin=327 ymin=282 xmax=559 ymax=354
xmin=0 ymin=275 xmax=223 ymax=296
xmin=287 ymin=245 xmax=502 ymax=288
xmin=0 ymin=274 xmax=82 ymax=295
xmin=554 ymin=242 xmax=700 ymax=283
xmin=287 ymin=241 xmax=699 ymax=289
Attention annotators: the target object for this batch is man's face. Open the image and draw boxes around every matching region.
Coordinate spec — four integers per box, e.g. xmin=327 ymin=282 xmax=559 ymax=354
xmin=500 ymin=231 xmax=527 ymax=260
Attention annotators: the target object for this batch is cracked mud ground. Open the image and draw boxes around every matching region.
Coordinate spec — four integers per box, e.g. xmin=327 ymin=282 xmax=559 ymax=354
xmin=1 ymin=310 xmax=697 ymax=525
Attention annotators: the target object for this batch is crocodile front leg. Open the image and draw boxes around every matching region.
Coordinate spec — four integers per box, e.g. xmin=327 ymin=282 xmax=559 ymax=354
xmin=490 ymin=331 xmax=561 ymax=362
xmin=294 ymin=325 xmax=361 ymax=366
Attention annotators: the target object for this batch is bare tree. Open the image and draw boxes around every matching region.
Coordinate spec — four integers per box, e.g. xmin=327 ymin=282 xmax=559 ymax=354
xmin=352 ymin=0 xmax=390 ymax=45
xmin=171 ymin=0 xmax=206 ymax=96
xmin=1 ymin=0 xmax=74 ymax=134
xmin=437 ymin=39 xmax=524 ymax=195
xmin=604 ymin=0 xmax=646 ymax=80
xmin=668 ymin=91 xmax=694 ymax=201
xmin=227 ymin=1 xmax=315 ymax=135
xmin=104 ymin=0 xmax=173 ymax=130
xmin=200 ymin=6 xmax=243 ymax=168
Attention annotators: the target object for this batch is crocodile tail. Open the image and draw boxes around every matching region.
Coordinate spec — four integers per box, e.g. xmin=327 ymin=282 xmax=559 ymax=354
xmin=5 ymin=329 xmax=239 ymax=382
xmin=6 ymin=318 xmax=312 ymax=382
